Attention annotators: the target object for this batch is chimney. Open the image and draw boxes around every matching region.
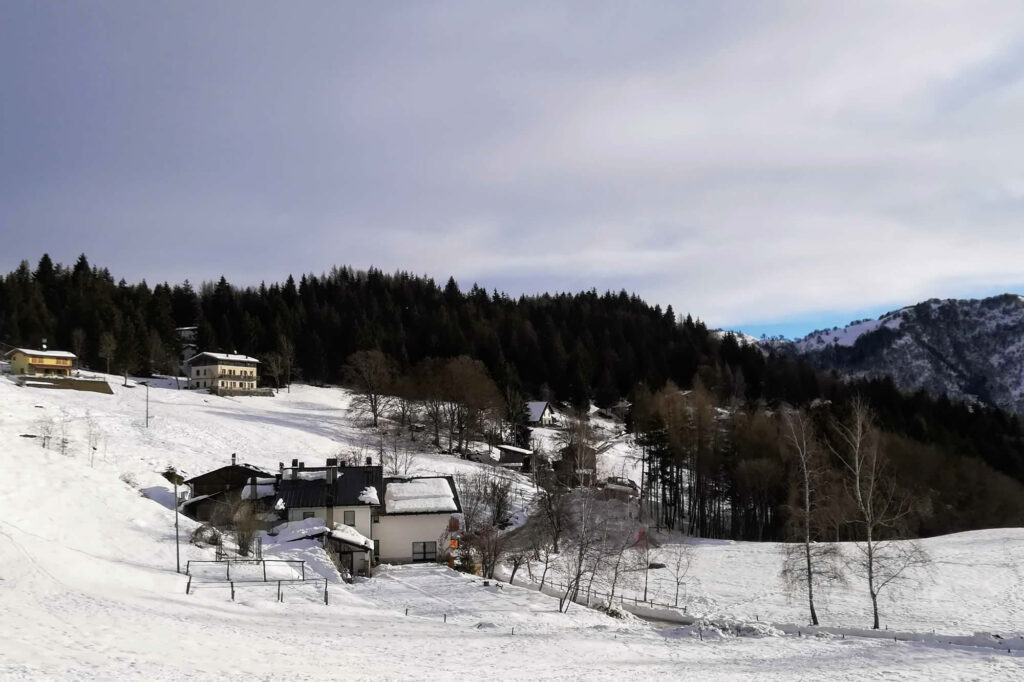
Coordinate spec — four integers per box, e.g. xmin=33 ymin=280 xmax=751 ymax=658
xmin=231 ymin=453 xmax=236 ymax=466
xmin=365 ymin=456 xmax=372 ymax=467
xmin=291 ymin=459 xmax=298 ymax=467
xmin=299 ymin=461 xmax=305 ymax=469
xmin=279 ymin=462 xmax=284 ymax=472
xmin=326 ymin=457 xmax=337 ymax=467
xmin=325 ymin=466 xmax=337 ymax=528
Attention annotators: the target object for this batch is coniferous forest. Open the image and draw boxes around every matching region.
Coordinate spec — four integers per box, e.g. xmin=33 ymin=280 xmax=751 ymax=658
xmin=3 ymin=254 xmax=1024 ymax=538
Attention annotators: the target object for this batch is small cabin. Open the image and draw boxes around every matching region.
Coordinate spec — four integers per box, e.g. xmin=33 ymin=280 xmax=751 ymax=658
xmin=495 ymin=444 xmax=533 ymax=472
xmin=527 ymin=401 xmax=557 ymax=426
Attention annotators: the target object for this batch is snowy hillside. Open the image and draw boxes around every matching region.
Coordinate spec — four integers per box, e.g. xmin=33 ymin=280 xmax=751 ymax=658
xmin=2 ymin=376 xmax=1023 ymax=679
xmin=777 ymin=294 xmax=1024 ymax=415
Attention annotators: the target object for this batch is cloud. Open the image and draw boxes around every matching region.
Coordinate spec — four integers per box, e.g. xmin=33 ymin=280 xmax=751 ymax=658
xmin=4 ymin=1 xmax=1024 ymax=333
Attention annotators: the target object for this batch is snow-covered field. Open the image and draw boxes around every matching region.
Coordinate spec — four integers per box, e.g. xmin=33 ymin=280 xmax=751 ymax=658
xmin=1 ymin=374 xmax=1021 ymax=679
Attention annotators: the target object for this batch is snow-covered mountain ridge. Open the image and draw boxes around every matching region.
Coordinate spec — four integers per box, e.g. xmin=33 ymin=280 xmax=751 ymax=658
xmin=774 ymin=294 xmax=1024 ymax=414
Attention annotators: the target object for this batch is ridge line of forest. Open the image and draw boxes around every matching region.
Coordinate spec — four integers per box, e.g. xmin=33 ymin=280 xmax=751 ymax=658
xmin=2 ymin=254 xmax=1023 ymax=536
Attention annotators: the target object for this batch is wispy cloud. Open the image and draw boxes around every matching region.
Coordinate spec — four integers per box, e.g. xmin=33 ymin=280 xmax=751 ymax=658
xmin=3 ymin=1 xmax=1024 ymax=334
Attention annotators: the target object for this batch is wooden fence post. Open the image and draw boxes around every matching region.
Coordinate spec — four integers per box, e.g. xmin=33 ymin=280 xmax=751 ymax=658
xmin=186 ymin=576 xmax=192 ymax=594
xmin=230 ymin=581 xmax=235 ymax=601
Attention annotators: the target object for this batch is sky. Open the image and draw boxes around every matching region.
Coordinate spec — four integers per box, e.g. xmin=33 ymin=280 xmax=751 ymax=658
xmin=4 ymin=1 xmax=1024 ymax=339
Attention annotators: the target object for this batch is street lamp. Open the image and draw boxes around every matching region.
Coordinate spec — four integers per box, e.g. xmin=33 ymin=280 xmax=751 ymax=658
xmin=140 ymin=381 xmax=150 ymax=428
xmin=163 ymin=466 xmax=184 ymax=573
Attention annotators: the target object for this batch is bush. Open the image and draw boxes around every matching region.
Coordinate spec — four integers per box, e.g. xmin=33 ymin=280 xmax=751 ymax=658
xmin=190 ymin=524 xmax=222 ymax=547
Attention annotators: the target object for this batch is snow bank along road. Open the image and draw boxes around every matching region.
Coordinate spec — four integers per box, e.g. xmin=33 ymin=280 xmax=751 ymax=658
xmin=0 ymin=376 xmax=1022 ymax=679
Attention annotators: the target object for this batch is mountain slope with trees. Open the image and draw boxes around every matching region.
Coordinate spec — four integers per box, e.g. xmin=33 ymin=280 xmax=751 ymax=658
xmin=777 ymin=294 xmax=1024 ymax=415
xmin=3 ymin=255 xmax=1024 ymax=541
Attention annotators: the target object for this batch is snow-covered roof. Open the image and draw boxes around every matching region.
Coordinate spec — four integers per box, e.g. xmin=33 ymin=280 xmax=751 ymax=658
xmin=358 ymin=486 xmax=380 ymax=505
xmin=495 ymin=444 xmax=533 ymax=455
xmin=185 ymin=352 xmax=260 ymax=365
xmin=6 ymin=348 xmax=76 ymax=359
xmin=329 ymin=524 xmax=374 ymax=552
xmin=270 ymin=518 xmax=329 ymax=543
xmin=384 ymin=477 xmax=458 ymax=514
xmin=179 ymin=493 xmax=216 ymax=508
xmin=527 ymin=401 xmax=550 ymax=422
xmin=294 ymin=470 xmax=327 ymax=481
xmin=240 ymin=484 xmax=277 ymax=500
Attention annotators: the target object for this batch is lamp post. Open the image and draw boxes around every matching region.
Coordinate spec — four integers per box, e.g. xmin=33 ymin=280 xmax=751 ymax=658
xmin=140 ymin=381 xmax=150 ymax=427
xmin=163 ymin=467 xmax=184 ymax=573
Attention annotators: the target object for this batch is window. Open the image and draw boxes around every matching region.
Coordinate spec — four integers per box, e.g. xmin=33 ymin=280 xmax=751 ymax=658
xmin=372 ymin=514 xmax=380 ymax=524
xmin=412 ymin=541 xmax=436 ymax=562
xmin=302 ymin=511 xmax=314 ymax=520
xmin=373 ymin=539 xmax=380 ymax=559
xmin=343 ymin=510 xmax=355 ymax=526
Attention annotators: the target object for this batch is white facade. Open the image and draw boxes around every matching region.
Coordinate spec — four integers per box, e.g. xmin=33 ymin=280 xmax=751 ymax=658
xmin=285 ymin=506 xmax=374 ymax=573
xmin=186 ymin=352 xmax=259 ymax=391
xmin=527 ymin=401 xmax=556 ymax=426
xmin=285 ymin=507 xmax=453 ymax=569
xmin=375 ymin=513 xmax=454 ymax=565
xmin=287 ymin=505 xmax=373 ymax=540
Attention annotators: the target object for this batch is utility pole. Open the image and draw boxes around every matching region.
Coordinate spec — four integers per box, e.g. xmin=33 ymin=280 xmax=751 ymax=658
xmin=140 ymin=381 xmax=150 ymax=427
xmin=163 ymin=467 xmax=184 ymax=573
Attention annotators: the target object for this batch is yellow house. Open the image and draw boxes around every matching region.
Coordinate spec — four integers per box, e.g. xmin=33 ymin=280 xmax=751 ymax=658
xmin=5 ymin=348 xmax=76 ymax=377
xmin=186 ymin=351 xmax=260 ymax=392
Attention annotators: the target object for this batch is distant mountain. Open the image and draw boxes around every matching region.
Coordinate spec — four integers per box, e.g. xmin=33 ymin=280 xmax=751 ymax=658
xmin=776 ymin=294 xmax=1024 ymax=414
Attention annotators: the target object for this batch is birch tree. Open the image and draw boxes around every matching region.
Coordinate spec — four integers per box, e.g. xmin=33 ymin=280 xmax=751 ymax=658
xmin=830 ymin=399 xmax=929 ymax=629
xmin=781 ymin=409 xmax=841 ymax=626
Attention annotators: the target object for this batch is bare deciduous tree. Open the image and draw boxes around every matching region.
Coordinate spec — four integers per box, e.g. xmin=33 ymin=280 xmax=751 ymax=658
xmin=278 ymin=335 xmax=295 ymax=393
xmin=70 ymin=327 xmax=86 ymax=363
xmin=379 ymin=426 xmax=415 ymax=476
xmin=558 ymin=488 xmax=602 ymax=613
xmin=262 ymin=352 xmax=284 ymax=391
xmin=98 ymin=332 xmax=117 ymax=376
xmin=232 ymin=501 xmax=260 ymax=558
xmin=661 ymin=542 xmax=696 ymax=608
xmin=344 ymin=349 xmax=395 ymax=428
xmin=37 ymin=417 xmax=54 ymax=449
xmin=465 ymin=523 xmax=508 ymax=579
xmin=781 ymin=409 xmax=842 ymax=625
xmin=601 ymin=521 xmax=642 ymax=611
xmin=830 ymin=398 xmax=930 ymax=629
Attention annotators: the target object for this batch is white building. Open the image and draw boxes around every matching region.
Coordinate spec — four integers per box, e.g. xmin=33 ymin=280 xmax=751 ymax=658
xmin=274 ymin=460 xmax=461 ymax=574
xmin=185 ymin=351 xmax=259 ymax=393
xmin=377 ymin=476 xmax=461 ymax=565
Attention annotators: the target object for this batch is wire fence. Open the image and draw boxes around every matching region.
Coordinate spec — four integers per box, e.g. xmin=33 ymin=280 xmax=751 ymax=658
xmin=185 ymin=576 xmax=331 ymax=604
xmin=185 ymin=558 xmax=306 ymax=581
xmin=522 ymin=577 xmax=687 ymax=612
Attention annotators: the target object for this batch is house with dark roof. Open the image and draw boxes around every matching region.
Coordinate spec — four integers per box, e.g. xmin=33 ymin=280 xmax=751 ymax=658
xmin=527 ymin=401 xmax=557 ymax=426
xmin=180 ymin=456 xmax=274 ymax=523
xmin=183 ymin=456 xmax=464 ymax=575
